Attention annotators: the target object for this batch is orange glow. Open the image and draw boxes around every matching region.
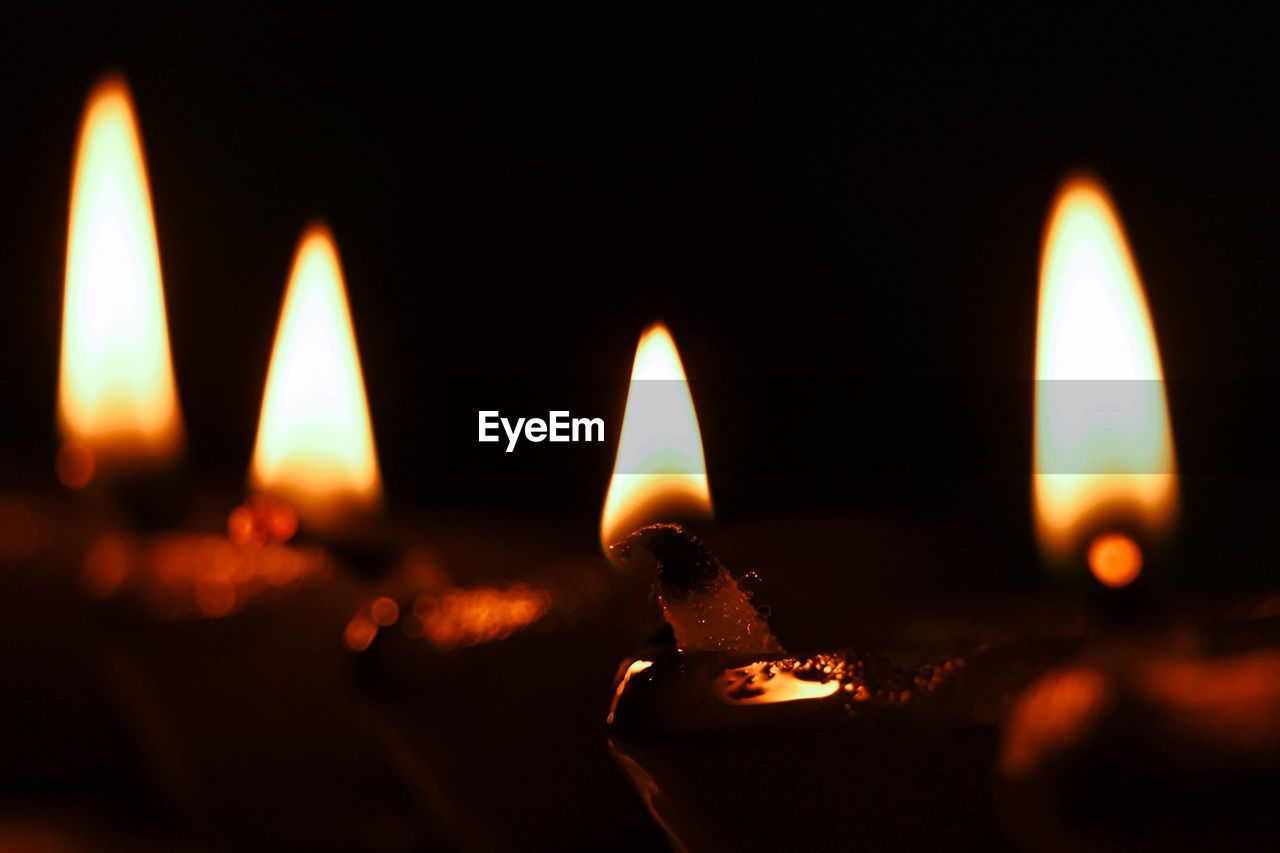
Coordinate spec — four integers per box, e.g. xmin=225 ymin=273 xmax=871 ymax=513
xmin=1087 ymin=533 xmax=1143 ymax=588
xmin=716 ymin=660 xmax=841 ymax=705
xmin=1002 ymin=665 xmax=1109 ymax=778
xmin=1033 ymin=176 xmax=1178 ymax=567
xmin=408 ymin=584 xmax=552 ymax=650
xmin=370 ymin=596 xmax=400 ymax=626
xmin=1140 ymin=653 xmax=1280 ymax=750
xmin=344 ymin=617 xmax=378 ymax=652
xmin=600 ymin=323 xmax=712 ymax=552
xmin=58 ymin=77 xmax=183 ymax=475
xmin=82 ymin=533 xmax=135 ymax=598
xmin=55 ymin=440 xmax=96 ymax=489
xmin=251 ymin=226 xmax=382 ymax=528
xmin=227 ymin=494 xmax=299 ymax=548
xmin=82 ymin=531 xmax=331 ymax=619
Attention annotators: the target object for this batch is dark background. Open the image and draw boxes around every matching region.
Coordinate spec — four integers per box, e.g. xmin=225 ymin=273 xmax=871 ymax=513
xmin=2 ymin=7 xmax=1278 ymax=586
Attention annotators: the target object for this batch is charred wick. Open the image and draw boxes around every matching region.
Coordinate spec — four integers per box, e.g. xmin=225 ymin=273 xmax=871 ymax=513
xmin=610 ymin=523 xmax=723 ymax=597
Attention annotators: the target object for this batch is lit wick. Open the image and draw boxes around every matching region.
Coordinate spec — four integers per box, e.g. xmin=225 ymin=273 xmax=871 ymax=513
xmin=601 ymin=323 xmax=712 ymax=562
xmin=1087 ymin=533 xmax=1142 ymax=589
xmin=1033 ymin=175 xmax=1177 ymax=584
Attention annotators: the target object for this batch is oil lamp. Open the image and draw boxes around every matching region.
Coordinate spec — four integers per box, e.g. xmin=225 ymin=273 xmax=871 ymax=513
xmin=600 ymin=320 xmax=1074 ymax=849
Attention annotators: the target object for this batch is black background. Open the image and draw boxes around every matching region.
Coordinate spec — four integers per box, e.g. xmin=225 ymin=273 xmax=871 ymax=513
xmin=2 ymin=7 xmax=1278 ymax=586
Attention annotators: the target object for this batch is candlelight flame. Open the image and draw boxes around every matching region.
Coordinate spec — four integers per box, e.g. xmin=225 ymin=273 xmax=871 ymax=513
xmin=58 ymin=76 xmax=182 ymax=477
xmin=251 ymin=226 xmax=382 ymax=527
xmin=601 ymin=323 xmax=712 ymax=550
xmin=1033 ymin=176 xmax=1178 ymax=577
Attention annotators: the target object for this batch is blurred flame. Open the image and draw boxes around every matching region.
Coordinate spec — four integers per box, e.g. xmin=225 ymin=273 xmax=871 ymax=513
xmin=1033 ymin=176 xmax=1178 ymax=572
xmin=58 ymin=76 xmax=182 ymax=476
xmin=81 ymin=531 xmax=331 ymax=619
xmin=1002 ymin=665 xmax=1109 ymax=778
xmin=405 ymin=584 xmax=552 ymax=650
xmin=600 ymin=323 xmax=712 ymax=550
xmin=251 ymin=226 xmax=382 ymax=528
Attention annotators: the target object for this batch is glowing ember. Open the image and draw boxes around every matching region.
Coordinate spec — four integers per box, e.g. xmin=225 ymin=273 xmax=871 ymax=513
xmin=251 ymin=226 xmax=382 ymax=529
xmin=1033 ymin=176 xmax=1178 ymax=574
xmin=600 ymin=323 xmax=712 ymax=553
xmin=58 ymin=76 xmax=183 ymax=479
xmin=1087 ymin=532 xmax=1143 ymax=589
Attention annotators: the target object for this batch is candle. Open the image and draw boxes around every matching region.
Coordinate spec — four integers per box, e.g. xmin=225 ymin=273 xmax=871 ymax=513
xmin=597 ymin=323 xmax=1057 ymax=847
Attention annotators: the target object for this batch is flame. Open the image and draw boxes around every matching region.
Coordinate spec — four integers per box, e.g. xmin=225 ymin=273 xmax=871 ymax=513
xmin=600 ymin=323 xmax=712 ymax=550
xmin=251 ymin=226 xmax=382 ymax=527
xmin=1033 ymin=176 xmax=1178 ymax=575
xmin=58 ymin=76 xmax=182 ymax=477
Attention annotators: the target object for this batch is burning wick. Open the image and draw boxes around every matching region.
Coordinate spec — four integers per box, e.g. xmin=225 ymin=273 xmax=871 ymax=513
xmin=1032 ymin=175 xmax=1177 ymax=581
xmin=611 ymin=523 xmax=781 ymax=654
xmin=1087 ymin=533 xmax=1142 ymax=589
xmin=600 ymin=323 xmax=713 ymax=562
